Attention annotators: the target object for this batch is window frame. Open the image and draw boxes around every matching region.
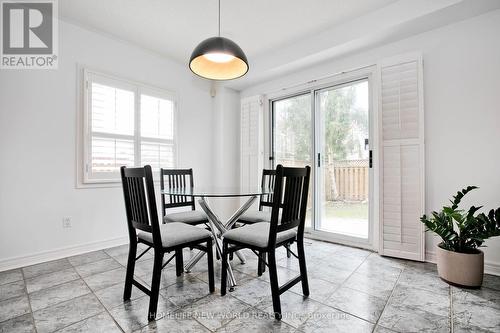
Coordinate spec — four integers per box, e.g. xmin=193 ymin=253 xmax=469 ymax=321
xmin=80 ymin=68 xmax=178 ymax=185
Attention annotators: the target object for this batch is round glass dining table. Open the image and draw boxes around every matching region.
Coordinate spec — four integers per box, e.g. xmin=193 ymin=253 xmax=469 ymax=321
xmin=161 ymin=186 xmax=270 ymax=290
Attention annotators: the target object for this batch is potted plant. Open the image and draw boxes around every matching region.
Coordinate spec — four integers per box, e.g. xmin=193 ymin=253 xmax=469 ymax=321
xmin=420 ymin=186 xmax=500 ymax=288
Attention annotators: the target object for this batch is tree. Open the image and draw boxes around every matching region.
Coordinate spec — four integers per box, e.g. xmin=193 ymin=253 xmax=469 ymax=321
xmin=275 ymin=84 xmax=368 ymax=163
xmin=274 ymin=94 xmax=312 ymax=162
xmin=321 ymin=85 xmax=368 ymax=161
xmin=275 ymin=84 xmax=368 ymax=201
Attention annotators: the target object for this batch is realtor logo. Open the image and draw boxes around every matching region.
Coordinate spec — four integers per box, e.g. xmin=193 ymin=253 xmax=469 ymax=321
xmin=1 ymin=0 xmax=58 ymax=69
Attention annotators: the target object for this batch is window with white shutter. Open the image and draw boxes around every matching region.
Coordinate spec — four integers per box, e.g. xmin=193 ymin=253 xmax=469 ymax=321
xmin=83 ymin=70 xmax=176 ymax=183
xmin=378 ymin=54 xmax=425 ymax=261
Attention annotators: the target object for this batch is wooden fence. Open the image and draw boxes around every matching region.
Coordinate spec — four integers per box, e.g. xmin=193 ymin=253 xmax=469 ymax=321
xmin=278 ymin=159 xmax=369 ymax=202
xmin=328 ymin=159 xmax=368 ymax=202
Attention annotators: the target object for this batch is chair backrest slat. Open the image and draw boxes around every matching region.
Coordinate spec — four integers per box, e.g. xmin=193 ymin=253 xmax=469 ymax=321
xmin=269 ymin=165 xmax=311 ymax=245
xmin=137 ymin=177 xmax=149 ymax=225
xmin=121 ymin=166 xmax=162 ymax=245
xmin=160 ymin=169 xmax=196 ymax=216
xmin=129 ymin=178 xmax=141 ymax=225
xmin=259 ymin=169 xmax=277 ymax=210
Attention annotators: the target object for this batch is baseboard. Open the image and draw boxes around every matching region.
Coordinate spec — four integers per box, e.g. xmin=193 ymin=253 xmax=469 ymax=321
xmin=426 ymin=251 xmax=500 ymax=276
xmin=485 ymin=261 xmax=500 ymax=276
xmin=425 ymin=251 xmax=437 ymax=263
xmin=0 ymin=236 xmax=129 ymax=272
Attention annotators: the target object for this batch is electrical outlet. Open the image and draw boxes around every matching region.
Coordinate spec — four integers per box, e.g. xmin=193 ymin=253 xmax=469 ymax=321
xmin=62 ymin=217 xmax=72 ymax=228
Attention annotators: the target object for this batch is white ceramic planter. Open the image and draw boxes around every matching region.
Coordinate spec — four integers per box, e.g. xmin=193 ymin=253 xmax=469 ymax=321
xmin=436 ymin=243 xmax=484 ymax=288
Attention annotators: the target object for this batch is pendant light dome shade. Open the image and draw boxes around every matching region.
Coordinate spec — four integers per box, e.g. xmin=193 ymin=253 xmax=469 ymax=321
xmin=189 ymin=36 xmax=249 ymax=80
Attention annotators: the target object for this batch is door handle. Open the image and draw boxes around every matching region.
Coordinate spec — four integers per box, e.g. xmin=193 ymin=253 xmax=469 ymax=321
xmin=369 ymin=150 xmax=373 ymax=168
xmin=317 ymin=153 xmax=321 ymax=168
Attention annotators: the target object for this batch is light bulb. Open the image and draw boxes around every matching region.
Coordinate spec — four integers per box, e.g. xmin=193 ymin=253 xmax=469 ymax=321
xmin=203 ymin=53 xmax=235 ymax=63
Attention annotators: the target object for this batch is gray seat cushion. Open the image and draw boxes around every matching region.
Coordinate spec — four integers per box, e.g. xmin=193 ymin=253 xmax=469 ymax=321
xmin=238 ymin=210 xmax=271 ymax=223
xmin=138 ymin=222 xmax=212 ymax=248
xmin=223 ymin=222 xmax=296 ymax=248
xmin=163 ymin=210 xmax=208 ymax=224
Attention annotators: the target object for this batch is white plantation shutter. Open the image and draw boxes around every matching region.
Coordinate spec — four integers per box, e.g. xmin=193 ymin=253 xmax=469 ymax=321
xmin=379 ymin=54 xmax=425 ymax=261
xmin=87 ymin=77 xmax=136 ymax=180
xmin=139 ymin=92 xmax=176 ymax=173
xmin=83 ymin=70 xmax=176 ymax=183
xmin=240 ymin=96 xmax=264 ymax=192
xmin=140 ymin=142 xmax=175 ymax=171
xmin=91 ymin=137 xmax=135 ymax=173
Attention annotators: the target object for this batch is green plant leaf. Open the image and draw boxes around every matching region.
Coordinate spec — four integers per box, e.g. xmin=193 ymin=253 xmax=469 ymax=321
xmin=451 ymin=186 xmax=478 ymax=210
xmin=421 ymin=186 xmax=500 ymax=252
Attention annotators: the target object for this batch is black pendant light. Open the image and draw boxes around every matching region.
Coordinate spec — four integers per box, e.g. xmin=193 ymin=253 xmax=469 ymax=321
xmin=189 ymin=0 xmax=248 ymax=80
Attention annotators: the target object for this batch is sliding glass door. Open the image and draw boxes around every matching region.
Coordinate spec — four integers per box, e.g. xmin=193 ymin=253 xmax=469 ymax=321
xmin=316 ymin=80 xmax=370 ymax=239
xmin=272 ymin=78 xmax=372 ymax=246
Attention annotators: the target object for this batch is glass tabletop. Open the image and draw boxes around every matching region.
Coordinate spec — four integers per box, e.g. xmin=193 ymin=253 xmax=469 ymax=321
xmin=161 ymin=186 xmax=270 ymax=197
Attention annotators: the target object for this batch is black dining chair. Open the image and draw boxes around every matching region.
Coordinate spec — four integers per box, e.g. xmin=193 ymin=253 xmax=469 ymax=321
xmin=160 ymin=168 xmax=209 ymax=275
xmin=160 ymin=168 xmax=208 ymax=225
xmin=220 ymin=164 xmax=311 ymax=320
xmin=237 ymin=169 xmax=276 ymax=224
xmin=238 ymin=169 xmax=292 ymax=266
xmin=121 ymin=165 xmax=215 ymax=321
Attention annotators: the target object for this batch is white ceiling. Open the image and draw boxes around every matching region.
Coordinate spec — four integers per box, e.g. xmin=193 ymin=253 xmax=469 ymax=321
xmin=60 ymin=0 xmax=500 ymax=89
xmin=60 ymin=0 xmax=397 ymax=62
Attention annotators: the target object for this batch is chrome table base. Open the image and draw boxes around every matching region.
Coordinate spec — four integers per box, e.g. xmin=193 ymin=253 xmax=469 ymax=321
xmin=184 ymin=195 xmax=257 ymax=291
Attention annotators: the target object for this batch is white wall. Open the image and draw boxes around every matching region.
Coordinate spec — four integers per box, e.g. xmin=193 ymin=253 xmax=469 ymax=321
xmin=210 ymin=86 xmax=241 ymax=220
xmin=241 ymin=10 xmax=500 ymax=273
xmin=0 ymin=20 xmax=214 ymax=269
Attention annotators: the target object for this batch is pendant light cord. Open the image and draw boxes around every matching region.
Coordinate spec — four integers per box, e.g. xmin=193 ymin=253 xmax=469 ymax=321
xmin=218 ymin=0 xmax=221 ymax=36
